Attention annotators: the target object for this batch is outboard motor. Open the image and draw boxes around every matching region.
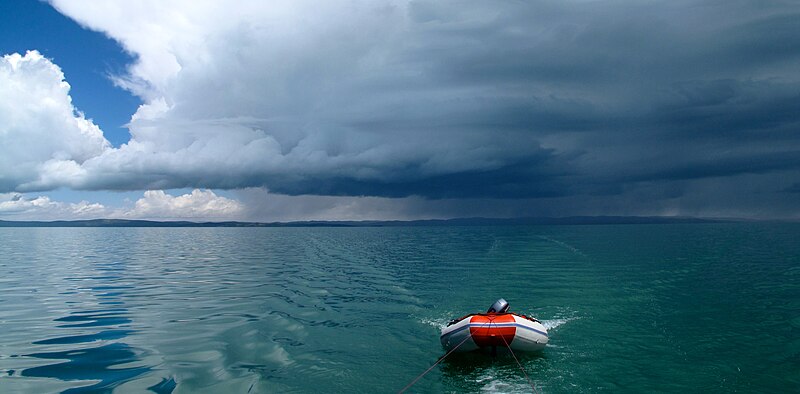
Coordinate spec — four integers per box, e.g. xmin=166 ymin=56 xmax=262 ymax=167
xmin=487 ymin=298 xmax=510 ymax=314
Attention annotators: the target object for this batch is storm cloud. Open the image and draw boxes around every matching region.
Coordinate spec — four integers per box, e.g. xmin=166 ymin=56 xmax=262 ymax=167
xmin=2 ymin=1 xmax=799 ymax=217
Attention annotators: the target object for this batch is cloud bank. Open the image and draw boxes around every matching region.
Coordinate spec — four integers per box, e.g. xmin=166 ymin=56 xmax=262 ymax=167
xmin=1 ymin=1 xmax=799 ymax=218
xmin=0 ymin=189 xmax=242 ymax=221
xmin=43 ymin=0 xmax=569 ymax=198
xmin=0 ymin=193 xmax=105 ymax=219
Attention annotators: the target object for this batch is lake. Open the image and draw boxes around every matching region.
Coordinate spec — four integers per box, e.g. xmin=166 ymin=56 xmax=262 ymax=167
xmin=0 ymin=224 xmax=798 ymax=392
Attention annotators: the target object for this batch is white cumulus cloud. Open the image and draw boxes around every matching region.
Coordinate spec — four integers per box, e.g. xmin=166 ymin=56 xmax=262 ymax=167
xmin=0 ymin=189 xmax=242 ymax=221
xmin=0 ymin=50 xmax=110 ymax=192
xmin=0 ymin=193 xmax=107 ymax=220
xmin=121 ymin=189 xmax=243 ymax=220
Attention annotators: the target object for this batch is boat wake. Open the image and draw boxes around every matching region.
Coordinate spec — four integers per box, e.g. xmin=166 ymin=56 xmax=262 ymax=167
xmin=537 ymin=235 xmax=587 ymax=257
xmin=478 ymin=372 xmax=533 ymax=394
xmin=419 ymin=315 xmax=455 ymax=330
xmin=541 ymin=317 xmax=577 ymax=331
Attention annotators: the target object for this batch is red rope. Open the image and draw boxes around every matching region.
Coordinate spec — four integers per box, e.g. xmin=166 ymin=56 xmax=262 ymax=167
xmin=397 ymin=332 xmax=472 ymax=393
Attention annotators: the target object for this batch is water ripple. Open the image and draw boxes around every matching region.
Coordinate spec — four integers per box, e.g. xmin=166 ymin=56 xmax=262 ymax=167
xmin=0 ymin=225 xmax=798 ymax=392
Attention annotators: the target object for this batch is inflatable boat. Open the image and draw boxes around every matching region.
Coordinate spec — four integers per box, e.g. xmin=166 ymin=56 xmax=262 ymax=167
xmin=440 ymin=299 xmax=548 ymax=353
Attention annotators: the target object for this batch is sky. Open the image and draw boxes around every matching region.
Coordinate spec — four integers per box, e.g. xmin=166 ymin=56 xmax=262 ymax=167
xmin=1 ymin=0 xmax=799 ymax=222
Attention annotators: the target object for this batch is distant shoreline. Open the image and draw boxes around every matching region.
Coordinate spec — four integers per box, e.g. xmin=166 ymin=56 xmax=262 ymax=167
xmin=0 ymin=216 xmax=746 ymax=227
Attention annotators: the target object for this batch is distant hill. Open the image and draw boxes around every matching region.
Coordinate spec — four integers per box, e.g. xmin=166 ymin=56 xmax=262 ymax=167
xmin=0 ymin=216 xmax=726 ymax=227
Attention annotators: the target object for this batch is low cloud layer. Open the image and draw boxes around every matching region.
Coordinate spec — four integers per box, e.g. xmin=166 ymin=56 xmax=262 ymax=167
xmin=0 ymin=193 xmax=105 ymax=219
xmin=1 ymin=1 xmax=799 ymax=218
xmin=0 ymin=189 xmax=242 ymax=221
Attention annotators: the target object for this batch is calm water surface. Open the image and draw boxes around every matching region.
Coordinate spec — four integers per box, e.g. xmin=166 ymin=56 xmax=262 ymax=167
xmin=0 ymin=224 xmax=798 ymax=392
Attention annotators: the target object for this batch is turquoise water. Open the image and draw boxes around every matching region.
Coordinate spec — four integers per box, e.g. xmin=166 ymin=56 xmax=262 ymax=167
xmin=0 ymin=224 xmax=798 ymax=392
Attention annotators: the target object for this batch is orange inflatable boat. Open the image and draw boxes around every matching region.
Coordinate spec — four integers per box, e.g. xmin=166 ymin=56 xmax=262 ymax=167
xmin=440 ymin=299 xmax=548 ymax=353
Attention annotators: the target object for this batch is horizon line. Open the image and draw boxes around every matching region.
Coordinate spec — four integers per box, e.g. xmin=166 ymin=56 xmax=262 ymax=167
xmin=0 ymin=215 xmax=779 ymax=227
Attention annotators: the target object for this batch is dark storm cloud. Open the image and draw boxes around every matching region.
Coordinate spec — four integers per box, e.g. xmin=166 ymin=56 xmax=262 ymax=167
xmin=394 ymin=0 xmax=800 ymax=201
xmin=264 ymin=155 xmax=570 ymax=199
xmin=626 ymin=150 xmax=800 ymax=183
xmin=29 ymin=1 xmax=800 ymax=217
xmin=785 ymin=183 xmax=800 ymax=193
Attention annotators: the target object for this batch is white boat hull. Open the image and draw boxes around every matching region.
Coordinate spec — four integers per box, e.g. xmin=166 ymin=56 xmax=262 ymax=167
xmin=440 ymin=313 xmax=548 ymax=353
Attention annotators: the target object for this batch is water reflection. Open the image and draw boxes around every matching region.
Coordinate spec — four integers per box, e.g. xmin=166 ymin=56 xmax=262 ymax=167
xmin=22 ymin=343 xmax=148 ymax=393
xmin=19 ymin=253 xmax=168 ymax=393
xmin=54 ymin=309 xmax=132 ymax=328
xmin=32 ymin=329 xmax=132 ymax=345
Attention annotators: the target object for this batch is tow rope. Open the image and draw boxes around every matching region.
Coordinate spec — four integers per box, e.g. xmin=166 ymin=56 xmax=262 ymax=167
xmin=397 ymin=333 xmax=473 ymax=393
xmin=498 ymin=323 xmax=538 ymax=393
xmin=399 ymin=320 xmax=539 ymax=393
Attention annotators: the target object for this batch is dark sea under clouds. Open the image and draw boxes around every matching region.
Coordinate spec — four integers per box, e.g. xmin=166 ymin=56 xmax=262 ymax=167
xmin=0 ymin=224 xmax=798 ymax=392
